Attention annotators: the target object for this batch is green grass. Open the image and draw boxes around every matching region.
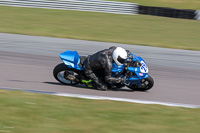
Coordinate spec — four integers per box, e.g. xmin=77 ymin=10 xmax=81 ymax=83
xmin=0 ymin=89 xmax=200 ymax=133
xmin=110 ymin=0 xmax=200 ymax=10
xmin=0 ymin=6 xmax=200 ymax=50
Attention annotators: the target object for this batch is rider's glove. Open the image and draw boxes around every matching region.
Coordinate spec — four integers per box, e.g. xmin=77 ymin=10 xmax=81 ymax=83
xmin=126 ymin=55 xmax=134 ymax=64
xmin=129 ymin=54 xmax=134 ymax=59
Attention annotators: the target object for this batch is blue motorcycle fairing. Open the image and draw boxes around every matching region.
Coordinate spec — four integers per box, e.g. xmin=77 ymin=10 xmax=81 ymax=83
xmin=112 ymin=62 xmax=123 ymax=71
xmin=60 ymin=50 xmax=83 ymax=70
xmin=60 ymin=50 xmax=150 ymax=88
xmin=126 ymin=73 xmax=149 ymax=87
xmin=128 ymin=67 xmax=140 ymax=73
xmin=112 ymin=63 xmax=124 ymax=77
xmin=126 ymin=54 xmax=149 ymax=86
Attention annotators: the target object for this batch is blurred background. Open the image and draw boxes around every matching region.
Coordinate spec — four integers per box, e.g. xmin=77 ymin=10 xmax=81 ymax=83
xmin=0 ymin=0 xmax=200 ymax=133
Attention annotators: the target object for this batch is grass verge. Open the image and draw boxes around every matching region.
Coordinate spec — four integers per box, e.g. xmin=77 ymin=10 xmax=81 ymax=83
xmin=0 ymin=6 xmax=200 ymax=50
xmin=0 ymin=89 xmax=200 ymax=133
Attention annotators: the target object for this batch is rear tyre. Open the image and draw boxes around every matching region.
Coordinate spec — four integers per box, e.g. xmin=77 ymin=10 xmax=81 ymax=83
xmin=53 ymin=63 xmax=80 ymax=85
xmin=127 ymin=75 xmax=154 ymax=91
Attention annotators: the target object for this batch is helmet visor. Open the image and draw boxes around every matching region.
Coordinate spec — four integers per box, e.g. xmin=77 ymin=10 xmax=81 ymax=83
xmin=117 ymin=56 xmax=126 ymax=64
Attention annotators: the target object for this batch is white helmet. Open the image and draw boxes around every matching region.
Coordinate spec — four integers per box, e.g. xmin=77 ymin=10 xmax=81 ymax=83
xmin=113 ymin=47 xmax=128 ymax=66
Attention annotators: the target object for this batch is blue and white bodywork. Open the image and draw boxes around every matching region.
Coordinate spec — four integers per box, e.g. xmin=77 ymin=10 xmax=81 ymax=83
xmin=57 ymin=50 xmax=154 ymax=90
xmin=60 ymin=50 xmax=83 ymax=70
xmin=111 ymin=53 xmax=149 ymax=87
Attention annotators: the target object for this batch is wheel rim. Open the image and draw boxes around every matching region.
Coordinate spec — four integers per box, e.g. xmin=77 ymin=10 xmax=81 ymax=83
xmin=57 ymin=70 xmax=78 ymax=84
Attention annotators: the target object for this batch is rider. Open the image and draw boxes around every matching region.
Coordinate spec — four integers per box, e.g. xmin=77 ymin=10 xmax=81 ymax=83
xmin=83 ymin=46 xmax=130 ymax=91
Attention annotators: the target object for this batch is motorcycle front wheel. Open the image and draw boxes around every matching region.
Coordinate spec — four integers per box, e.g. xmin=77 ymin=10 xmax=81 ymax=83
xmin=53 ymin=63 xmax=80 ymax=85
xmin=127 ymin=75 xmax=154 ymax=91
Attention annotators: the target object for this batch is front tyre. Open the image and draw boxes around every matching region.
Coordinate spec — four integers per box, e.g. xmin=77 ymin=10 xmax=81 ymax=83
xmin=127 ymin=75 xmax=154 ymax=91
xmin=53 ymin=63 xmax=80 ymax=85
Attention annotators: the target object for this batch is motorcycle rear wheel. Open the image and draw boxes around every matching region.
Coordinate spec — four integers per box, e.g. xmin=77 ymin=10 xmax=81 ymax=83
xmin=53 ymin=63 xmax=80 ymax=85
xmin=127 ymin=75 xmax=154 ymax=91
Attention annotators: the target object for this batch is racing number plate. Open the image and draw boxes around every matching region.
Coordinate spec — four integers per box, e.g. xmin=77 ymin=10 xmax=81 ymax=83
xmin=140 ymin=61 xmax=148 ymax=73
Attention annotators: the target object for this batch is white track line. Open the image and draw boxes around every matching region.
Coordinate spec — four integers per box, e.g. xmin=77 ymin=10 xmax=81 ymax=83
xmin=54 ymin=93 xmax=200 ymax=108
xmin=1 ymin=87 xmax=200 ymax=108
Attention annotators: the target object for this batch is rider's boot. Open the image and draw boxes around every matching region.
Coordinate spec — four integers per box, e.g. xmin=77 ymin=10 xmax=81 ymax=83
xmin=82 ymin=79 xmax=93 ymax=88
xmin=96 ymin=82 xmax=108 ymax=91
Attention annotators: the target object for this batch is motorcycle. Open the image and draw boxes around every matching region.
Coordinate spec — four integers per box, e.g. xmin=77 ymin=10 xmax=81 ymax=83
xmin=53 ymin=50 xmax=154 ymax=91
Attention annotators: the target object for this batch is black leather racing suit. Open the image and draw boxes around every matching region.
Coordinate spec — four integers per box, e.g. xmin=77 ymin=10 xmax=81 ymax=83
xmin=84 ymin=46 xmax=127 ymax=90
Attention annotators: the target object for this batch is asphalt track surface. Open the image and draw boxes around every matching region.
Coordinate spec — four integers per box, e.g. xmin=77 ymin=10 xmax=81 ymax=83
xmin=1 ymin=33 xmax=200 ymax=106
